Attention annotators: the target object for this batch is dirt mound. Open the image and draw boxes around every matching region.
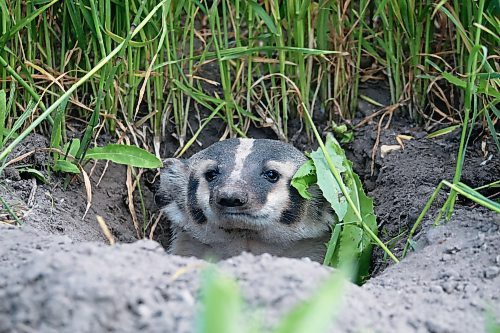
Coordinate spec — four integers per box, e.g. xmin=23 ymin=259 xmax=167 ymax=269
xmin=0 ymin=205 xmax=498 ymax=332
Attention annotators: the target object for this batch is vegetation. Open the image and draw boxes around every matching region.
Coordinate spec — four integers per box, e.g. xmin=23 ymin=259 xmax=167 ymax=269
xmin=0 ymin=1 xmax=498 ymax=330
xmin=292 ymin=134 xmax=386 ymax=284
xmin=0 ymin=0 xmax=498 ymax=263
xmin=197 ymin=268 xmax=345 ymax=333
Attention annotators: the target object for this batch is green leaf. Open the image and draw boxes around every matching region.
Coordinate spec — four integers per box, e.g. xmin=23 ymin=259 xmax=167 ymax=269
xmin=50 ymin=96 xmax=69 ymax=160
xmin=310 ymin=137 xmax=348 ymax=221
xmin=332 ymin=123 xmax=354 ymax=143
xmin=478 ymin=80 xmax=500 ymax=99
xmin=323 ymin=224 xmax=342 ymax=266
xmin=342 ymin=170 xmax=377 ymax=283
xmin=236 ymin=106 xmax=260 ymax=121
xmin=0 ymin=90 xmax=6 ymax=145
xmin=104 ymin=28 xmax=155 ymax=47
xmin=3 ymin=100 xmax=36 ymax=144
xmin=0 ymin=0 xmax=59 ymax=48
xmin=18 ymin=168 xmax=48 ymax=183
xmin=85 ymin=144 xmax=163 ymax=168
xmin=197 ymin=270 xmax=241 ymax=333
xmin=247 ymin=1 xmax=278 ymax=34
xmin=454 ymin=182 xmax=500 ymax=213
xmin=335 ymin=223 xmax=364 ymax=281
xmin=441 ymin=72 xmax=467 ymax=89
xmin=317 ymin=134 xmax=377 ymax=283
xmin=477 ymin=72 xmax=500 ymax=80
xmin=291 ymin=159 xmax=317 ymax=200
xmin=52 ymin=160 xmax=80 ymax=174
xmin=62 ymin=139 xmax=81 ymax=158
xmin=485 ymin=106 xmax=500 ymax=153
xmin=426 ymin=125 xmax=461 ymax=139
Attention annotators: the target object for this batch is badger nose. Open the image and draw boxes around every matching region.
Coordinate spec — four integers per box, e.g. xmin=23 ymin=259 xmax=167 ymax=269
xmin=216 ymin=190 xmax=248 ymax=208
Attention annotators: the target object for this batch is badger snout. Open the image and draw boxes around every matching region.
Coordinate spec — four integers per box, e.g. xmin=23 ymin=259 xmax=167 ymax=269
xmin=215 ymin=187 xmax=248 ymax=209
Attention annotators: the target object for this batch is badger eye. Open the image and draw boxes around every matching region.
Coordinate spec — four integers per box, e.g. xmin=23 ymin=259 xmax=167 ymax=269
xmin=204 ymin=169 xmax=219 ymax=182
xmin=262 ymin=170 xmax=280 ymax=183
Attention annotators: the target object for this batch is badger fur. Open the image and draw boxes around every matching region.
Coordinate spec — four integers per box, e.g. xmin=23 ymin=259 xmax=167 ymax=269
xmin=155 ymin=138 xmax=333 ymax=262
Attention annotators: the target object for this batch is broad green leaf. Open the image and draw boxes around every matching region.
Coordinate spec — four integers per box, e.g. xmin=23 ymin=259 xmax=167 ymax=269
xmin=335 ymin=224 xmax=364 ymax=281
xmin=272 ymin=273 xmax=344 ymax=333
xmin=318 ymin=135 xmax=377 ymax=283
xmin=310 ymin=142 xmax=347 ymax=221
xmin=53 ymin=160 xmax=80 ymax=174
xmin=323 ymin=223 xmax=342 ymax=266
xmin=343 ymin=171 xmax=377 ymax=283
xmin=291 ymin=159 xmax=317 ymax=200
xmin=85 ymin=144 xmax=162 ymax=168
xmin=18 ymin=168 xmax=47 ymax=183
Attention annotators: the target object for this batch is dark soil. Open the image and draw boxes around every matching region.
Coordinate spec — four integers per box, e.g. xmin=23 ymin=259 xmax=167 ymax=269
xmin=1 ymin=135 xmax=137 ymax=243
xmin=0 ymin=97 xmax=499 ymax=332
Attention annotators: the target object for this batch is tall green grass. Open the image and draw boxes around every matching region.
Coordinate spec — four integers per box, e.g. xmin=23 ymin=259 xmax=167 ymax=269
xmin=1 ymin=1 xmax=497 ymax=144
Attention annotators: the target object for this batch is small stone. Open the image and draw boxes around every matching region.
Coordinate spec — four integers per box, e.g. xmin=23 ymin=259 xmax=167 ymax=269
xmin=426 ymin=320 xmax=451 ymax=333
xmin=483 ymin=266 xmax=500 ymax=279
xmin=444 ymin=245 xmax=461 ymax=254
xmin=429 ymin=285 xmax=443 ymax=293
xmin=441 ymin=281 xmax=457 ymax=294
xmin=441 ymin=254 xmax=452 ymax=262
xmin=137 ymin=304 xmax=152 ymax=318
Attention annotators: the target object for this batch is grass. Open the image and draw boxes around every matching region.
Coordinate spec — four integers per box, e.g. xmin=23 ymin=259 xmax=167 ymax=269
xmin=0 ymin=0 xmax=498 ymax=259
xmin=0 ymin=2 xmax=498 ymax=330
xmin=1 ymin=0 xmax=497 ymax=141
xmin=197 ymin=268 xmax=345 ymax=333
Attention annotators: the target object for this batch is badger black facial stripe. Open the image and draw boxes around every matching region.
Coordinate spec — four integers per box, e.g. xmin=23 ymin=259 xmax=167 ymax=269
xmin=187 ymin=174 xmax=207 ymax=224
xmin=154 ymin=190 xmax=169 ymax=208
xmin=279 ymin=186 xmax=305 ymax=225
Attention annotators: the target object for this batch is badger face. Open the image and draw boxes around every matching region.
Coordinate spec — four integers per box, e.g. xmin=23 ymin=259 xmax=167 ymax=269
xmin=156 ymin=138 xmax=332 ymax=260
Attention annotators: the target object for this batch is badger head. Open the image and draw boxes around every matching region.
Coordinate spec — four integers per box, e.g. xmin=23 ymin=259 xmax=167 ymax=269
xmin=155 ymin=138 xmax=332 ymax=258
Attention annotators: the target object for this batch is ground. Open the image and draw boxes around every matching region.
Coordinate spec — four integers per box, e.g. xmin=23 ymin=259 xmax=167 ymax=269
xmin=0 ymin=111 xmax=498 ymax=332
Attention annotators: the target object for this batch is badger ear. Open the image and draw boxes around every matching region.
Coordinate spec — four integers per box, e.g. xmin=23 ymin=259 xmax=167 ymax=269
xmin=154 ymin=158 xmax=189 ymax=208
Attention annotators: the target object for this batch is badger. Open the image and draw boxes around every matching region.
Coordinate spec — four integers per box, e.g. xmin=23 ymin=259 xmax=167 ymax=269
xmin=155 ymin=138 xmax=333 ymax=262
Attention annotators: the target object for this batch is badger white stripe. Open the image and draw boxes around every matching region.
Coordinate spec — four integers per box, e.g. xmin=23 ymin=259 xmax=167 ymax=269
xmin=229 ymin=139 xmax=255 ymax=181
